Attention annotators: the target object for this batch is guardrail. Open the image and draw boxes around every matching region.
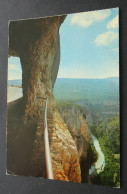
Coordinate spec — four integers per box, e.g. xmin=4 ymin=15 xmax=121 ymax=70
xmin=44 ymin=98 xmax=54 ymax=179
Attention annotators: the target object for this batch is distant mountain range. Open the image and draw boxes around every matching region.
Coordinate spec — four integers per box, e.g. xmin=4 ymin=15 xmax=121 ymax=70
xmin=54 ymin=77 xmax=119 ymax=102
xmin=8 ymin=77 xmax=119 ymax=85
xmin=8 ymin=79 xmax=22 ymax=86
xmin=8 ymin=77 xmax=119 ymax=102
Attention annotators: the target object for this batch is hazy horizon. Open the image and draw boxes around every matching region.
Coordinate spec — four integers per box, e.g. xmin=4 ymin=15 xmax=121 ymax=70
xmin=8 ymin=76 xmax=119 ymax=81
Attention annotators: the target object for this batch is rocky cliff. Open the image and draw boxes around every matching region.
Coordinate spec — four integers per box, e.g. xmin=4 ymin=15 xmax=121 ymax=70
xmin=57 ymin=103 xmax=96 ymax=182
xmin=51 ymin=110 xmax=81 ymax=182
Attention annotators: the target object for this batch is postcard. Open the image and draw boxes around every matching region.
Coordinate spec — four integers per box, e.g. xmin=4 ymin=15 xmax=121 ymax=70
xmin=7 ymin=7 xmax=120 ymax=188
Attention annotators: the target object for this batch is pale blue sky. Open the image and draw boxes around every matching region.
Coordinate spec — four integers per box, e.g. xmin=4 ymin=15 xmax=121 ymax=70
xmin=8 ymin=8 xmax=119 ymax=80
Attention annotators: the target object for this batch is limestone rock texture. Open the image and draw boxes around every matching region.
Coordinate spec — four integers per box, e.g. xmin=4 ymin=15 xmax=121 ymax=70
xmin=57 ymin=104 xmax=89 ymax=158
xmin=57 ymin=104 xmax=94 ymax=182
xmin=50 ymin=110 xmax=81 ymax=182
xmin=8 ymin=15 xmax=83 ymax=182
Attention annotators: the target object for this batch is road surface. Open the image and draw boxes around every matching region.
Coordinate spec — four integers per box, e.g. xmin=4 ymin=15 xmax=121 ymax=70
xmin=7 ymin=86 xmax=22 ymax=102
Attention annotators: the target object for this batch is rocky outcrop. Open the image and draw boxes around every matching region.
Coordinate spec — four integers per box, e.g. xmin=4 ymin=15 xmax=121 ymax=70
xmin=51 ymin=110 xmax=81 ymax=182
xmin=57 ymin=104 xmax=95 ymax=182
xmin=57 ymin=104 xmax=89 ymax=157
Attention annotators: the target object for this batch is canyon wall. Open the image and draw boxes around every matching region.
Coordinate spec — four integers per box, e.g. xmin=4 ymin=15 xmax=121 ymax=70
xmin=57 ymin=104 xmax=95 ymax=182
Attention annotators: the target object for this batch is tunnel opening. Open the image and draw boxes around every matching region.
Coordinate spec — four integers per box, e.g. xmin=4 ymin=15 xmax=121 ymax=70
xmin=8 ymin=56 xmax=23 ymax=103
xmin=8 ymin=56 xmax=22 ymax=85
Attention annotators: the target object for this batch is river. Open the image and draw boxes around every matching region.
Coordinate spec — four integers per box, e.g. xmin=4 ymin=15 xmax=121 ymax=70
xmin=89 ymin=132 xmax=105 ymax=175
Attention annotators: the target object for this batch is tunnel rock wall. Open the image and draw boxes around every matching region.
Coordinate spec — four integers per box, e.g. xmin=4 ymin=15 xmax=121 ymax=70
xmin=9 ymin=16 xmax=65 ymax=120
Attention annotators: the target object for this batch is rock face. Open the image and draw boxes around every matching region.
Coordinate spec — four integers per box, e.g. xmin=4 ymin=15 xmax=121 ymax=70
xmin=8 ymin=16 xmax=82 ymax=182
xmin=57 ymin=104 xmax=94 ymax=182
xmin=57 ymin=104 xmax=89 ymax=158
xmin=30 ymin=107 xmax=81 ymax=181
xmin=51 ymin=110 xmax=81 ymax=182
